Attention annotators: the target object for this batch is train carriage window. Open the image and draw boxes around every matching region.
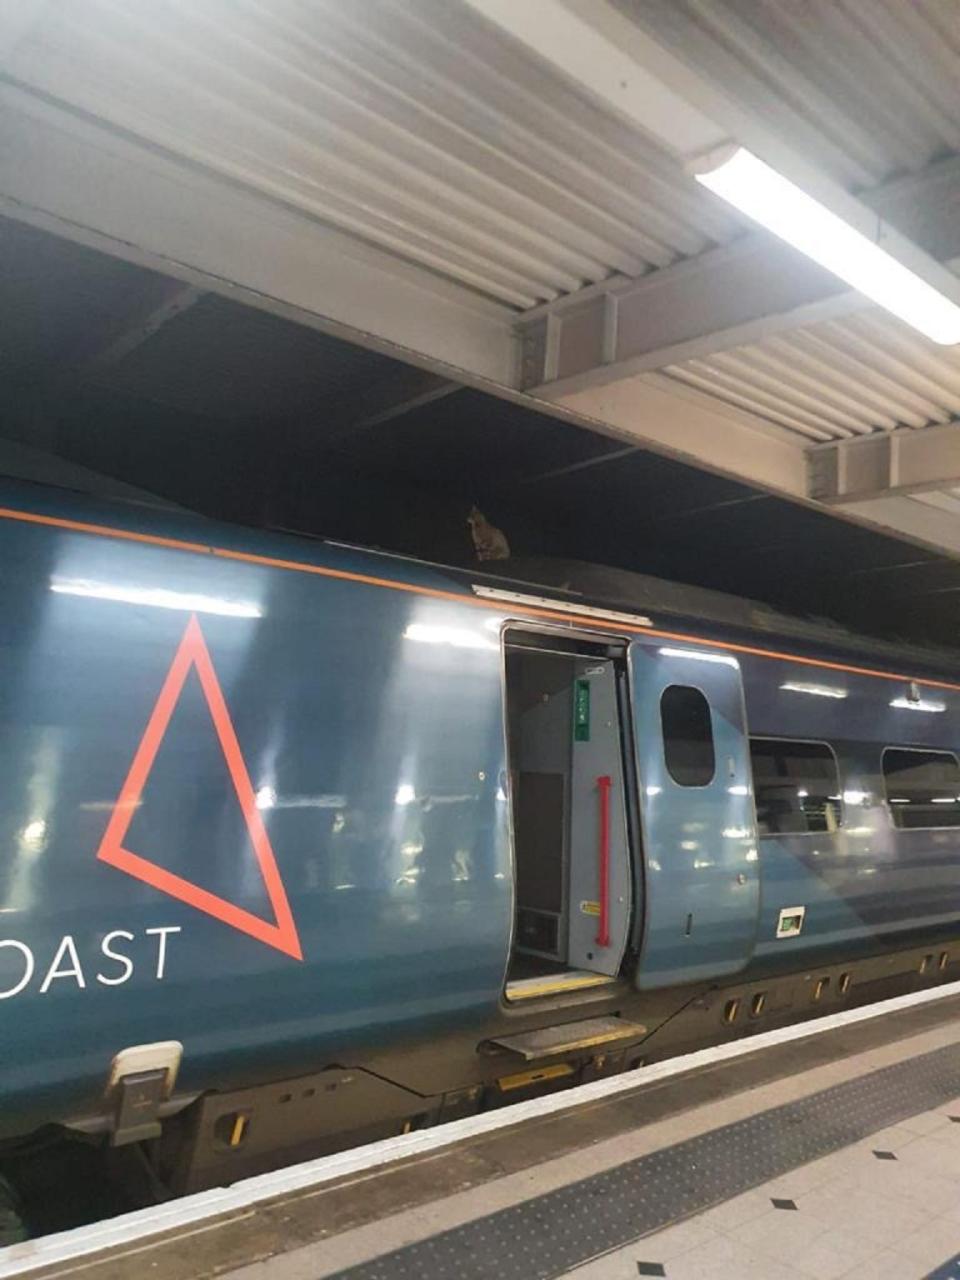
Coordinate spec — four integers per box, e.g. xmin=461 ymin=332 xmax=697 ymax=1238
xmin=661 ymin=685 xmax=715 ymax=787
xmin=883 ymin=748 xmax=960 ymax=829
xmin=750 ymin=738 xmax=841 ymax=836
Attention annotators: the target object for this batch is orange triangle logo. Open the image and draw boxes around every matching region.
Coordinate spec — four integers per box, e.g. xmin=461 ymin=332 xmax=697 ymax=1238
xmin=96 ymin=615 xmax=303 ymax=961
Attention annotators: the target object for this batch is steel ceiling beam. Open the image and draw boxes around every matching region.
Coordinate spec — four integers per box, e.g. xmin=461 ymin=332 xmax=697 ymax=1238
xmin=520 ymin=158 xmax=960 ymax=396
xmin=0 ymin=81 xmax=518 ymax=390
xmin=465 ymin=2 xmax=960 ymax=394
xmin=73 ymin=279 xmax=203 ymax=375
xmin=293 ymin=366 xmax=461 ymax=449
xmin=1 ymin=270 xmax=203 ymax=456
xmin=0 ymin=435 xmax=177 ymax=506
xmin=541 ymin=370 xmax=807 ymax=497
xmin=345 ymin=371 xmax=461 ymax=432
xmin=810 ymin=420 xmax=960 ymax=506
xmin=837 ymin=495 xmax=960 ymax=559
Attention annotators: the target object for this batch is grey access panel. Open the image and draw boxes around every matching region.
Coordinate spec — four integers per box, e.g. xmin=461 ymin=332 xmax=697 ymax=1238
xmin=509 ymin=650 xmax=574 ymax=962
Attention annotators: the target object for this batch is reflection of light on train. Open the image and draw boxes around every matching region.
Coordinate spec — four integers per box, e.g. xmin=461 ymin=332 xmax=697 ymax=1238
xmin=51 ymin=577 xmax=262 ymax=618
xmin=781 ymin=682 xmax=847 ymax=699
xmin=890 ymin=695 xmax=945 ymax=713
xmin=21 ymin=820 xmax=46 ymax=847
xmin=659 ymin=646 xmax=739 ymax=668
xmin=403 ymin=623 xmax=497 ymax=651
xmin=256 ymin=789 xmax=347 ymax=811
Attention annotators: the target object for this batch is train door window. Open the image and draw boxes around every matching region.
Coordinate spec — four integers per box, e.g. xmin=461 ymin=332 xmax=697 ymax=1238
xmin=661 ymin=685 xmax=715 ymax=786
xmin=883 ymin=748 xmax=960 ymax=829
xmin=503 ymin=632 xmax=633 ymax=1000
xmin=750 ymin=738 xmax=841 ymax=835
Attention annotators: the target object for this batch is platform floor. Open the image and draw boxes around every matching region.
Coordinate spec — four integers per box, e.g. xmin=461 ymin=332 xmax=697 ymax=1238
xmin=563 ymin=1097 xmax=960 ymax=1279
xmin=12 ymin=991 xmax=960 ymax=1280
xmin=222 ymin=1003 xmax=960 ymax=1280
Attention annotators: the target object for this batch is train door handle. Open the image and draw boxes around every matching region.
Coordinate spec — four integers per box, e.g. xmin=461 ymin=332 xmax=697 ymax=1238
xmin=596 ymin=775 xmax=612 ymax=948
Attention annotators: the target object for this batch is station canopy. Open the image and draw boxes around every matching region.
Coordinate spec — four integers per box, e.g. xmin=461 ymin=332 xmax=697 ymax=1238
xmin=1 ymin=1 xmax=959 ymax=649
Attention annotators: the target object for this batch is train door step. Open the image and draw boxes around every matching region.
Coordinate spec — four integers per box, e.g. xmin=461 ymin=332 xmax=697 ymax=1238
xmin=489 ymin=1016 xmax=646 ymax=1061
xmin=506 ymin=969 xmax=615 ymax=1002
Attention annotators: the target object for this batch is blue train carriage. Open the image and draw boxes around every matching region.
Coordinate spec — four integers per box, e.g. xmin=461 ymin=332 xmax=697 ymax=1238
xmin=1 ymin=476 xmax=959 ymax=1210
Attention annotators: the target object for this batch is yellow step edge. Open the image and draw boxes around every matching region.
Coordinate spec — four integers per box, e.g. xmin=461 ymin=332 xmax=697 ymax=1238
xmin=506 ymin=971 xmax=614 ymax=1001
xmin=497 ymin=1063 xmax=575 ymax=1092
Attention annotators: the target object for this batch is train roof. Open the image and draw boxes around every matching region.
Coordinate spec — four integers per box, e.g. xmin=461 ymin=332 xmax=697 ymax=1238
xmin=0 ymin=464 xmax=956 ymax=682
xmin=453 ymin=555 xmax=960 ymax=678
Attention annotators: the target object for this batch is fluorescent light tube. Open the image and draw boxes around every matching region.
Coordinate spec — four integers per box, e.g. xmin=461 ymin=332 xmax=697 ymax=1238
xmin=692 ymin=147 xmax=960 ymax=346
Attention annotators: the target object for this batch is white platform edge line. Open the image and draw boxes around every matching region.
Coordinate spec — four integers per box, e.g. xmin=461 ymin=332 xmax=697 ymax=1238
xmin=5 ymin=977 xmax=960 ymax=1277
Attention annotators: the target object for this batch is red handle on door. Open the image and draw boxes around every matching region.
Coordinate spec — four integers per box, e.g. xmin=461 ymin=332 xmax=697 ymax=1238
xmin=596 ymin=775 xmax=612 ymax=948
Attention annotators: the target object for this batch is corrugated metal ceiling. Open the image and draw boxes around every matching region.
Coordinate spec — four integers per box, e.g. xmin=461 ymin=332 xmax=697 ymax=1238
xmin=3 ymin=0 xmax=958 ymax=482
xmin=623 ymin=0 xmax=960 ymax=190
xmin=663 ymin=311 xmax=960 ymax=444
xmin=0 ymin=0 xmax=744 ymax=310
xmin=622 ymin=0 xmax=960 ymax=462
xmin=617 ymin=1 xmax=960 ymax=452
xmin=4 ymin=0 xmax=957 ymax=314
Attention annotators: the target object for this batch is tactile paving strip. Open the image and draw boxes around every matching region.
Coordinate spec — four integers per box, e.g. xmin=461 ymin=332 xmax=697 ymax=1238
xmin=328 ymin=1038 xmax=960 ymax=1280
xmin=925 ymin=1252 xmax=960 ymax=1280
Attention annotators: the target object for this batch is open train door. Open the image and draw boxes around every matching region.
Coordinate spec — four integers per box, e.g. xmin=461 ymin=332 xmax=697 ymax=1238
xmin=628 ymin=640 xmax=760 ymax=990
xmin=503 ymin=632 xmax=633 ymax=1000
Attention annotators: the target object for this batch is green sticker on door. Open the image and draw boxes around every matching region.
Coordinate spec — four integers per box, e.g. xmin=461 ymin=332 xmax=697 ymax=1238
xmin=574 ymin=678 xmax=590 ymax=741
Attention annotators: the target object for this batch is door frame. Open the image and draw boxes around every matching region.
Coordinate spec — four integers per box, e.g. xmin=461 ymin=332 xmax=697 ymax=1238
xmin=498 ymin=621 xmax=644 ymax=993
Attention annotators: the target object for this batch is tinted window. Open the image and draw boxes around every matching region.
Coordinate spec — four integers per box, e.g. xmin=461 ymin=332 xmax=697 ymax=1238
xmin=883 ymin=748 xmax=960 ymax=829
xmin=750 ymin=738 xmax=841 ymax=836
xmin=661 ymin=685 xmax=715 ymax=786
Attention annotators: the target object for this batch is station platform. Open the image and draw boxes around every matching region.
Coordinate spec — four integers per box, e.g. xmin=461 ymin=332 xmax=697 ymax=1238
xmin=9 ymin=986 xmax=960 ymax=1280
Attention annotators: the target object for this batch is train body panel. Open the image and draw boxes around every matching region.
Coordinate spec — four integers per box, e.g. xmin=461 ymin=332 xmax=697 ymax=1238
xmin=629 ymin=639 xmax=759 ymax=989
xmin=2 ymin=477 xmax=960 ymax=1157
xmin=740 ymin=652 xmax=960 ymax=969
xmin=0 ymin=482 xmax=511 ymax=1130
